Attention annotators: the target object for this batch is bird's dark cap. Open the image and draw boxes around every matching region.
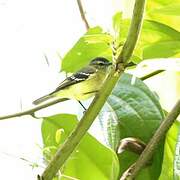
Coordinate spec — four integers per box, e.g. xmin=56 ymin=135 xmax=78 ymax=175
xmin=90 ymin=57 xmax=112 ymax=65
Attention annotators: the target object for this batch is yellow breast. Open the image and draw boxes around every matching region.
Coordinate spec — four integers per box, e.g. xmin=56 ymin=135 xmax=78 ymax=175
xmin=55 ymin=70 xmax=107 ymax=100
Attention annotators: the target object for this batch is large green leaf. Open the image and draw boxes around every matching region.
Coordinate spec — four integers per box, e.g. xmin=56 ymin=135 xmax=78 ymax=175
xmin=61 ymin=26 xmax=112 ymax=72
xmin=112 ymin=10 xmax=180 ymax=62
xmin=146 ymin=0 xmax=180 ymax=10
xmin=116 ymin=17 xmax=180 ymax=61
xmin=150 ymin=3 xmax=180 ymax=16
xmin=99 ymin=73 xmax=165 ymax=179
xmin=112 ymin=12 xmax=122 ymax=46
xmin=143 ymin=41 xmax=180 ymax=59
xmin=146 ymin=0 xmax=180 ymax=31
xmin=42 ymin=114 xmax=119 ymax=180
xmin=117 ymin=17 xmax=180 ymax=62
xmin=141 ymin=20 xmax=180 ymax=43
xmin=117 ymin=16 xmax=180 ymax=43
xmin=99 ymin=73 xmax=164 ymax=148
xmin=159 ymin=120 xmax=180 ymax=180
xmin=112 ymin=12 xmax=122 ymax=36
xmin=62 ymin=11 xmax=180 ymax=71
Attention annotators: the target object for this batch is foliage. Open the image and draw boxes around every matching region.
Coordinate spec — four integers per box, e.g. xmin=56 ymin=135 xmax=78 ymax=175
xmin=40 ymin=0 xmax=180 ymax=179
xmin=61 ymin=27 xmax=112 ymax=72
xmin=42 ymin=114 xmax=119 ymax=180
xmin=98 ymin=73 xmax=164 ymax=179
xmin=146 ymin=0 xmax=180 ymax=31
xmin=159 ymin=120 xmax=180 ymax=180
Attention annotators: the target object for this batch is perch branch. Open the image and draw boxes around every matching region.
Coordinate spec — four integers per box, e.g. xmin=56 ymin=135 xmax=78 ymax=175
xmin=0 ymin=98 xmax=68 ymax=120
xmin=117 ymin=0 xmax=145 ymax=64
xmin=0 ymin=66 xmax=160 ymax=121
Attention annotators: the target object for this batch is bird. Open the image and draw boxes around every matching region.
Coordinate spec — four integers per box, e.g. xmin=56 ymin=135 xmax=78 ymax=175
xmin=33 ymin=57 xmax=112 ymax=105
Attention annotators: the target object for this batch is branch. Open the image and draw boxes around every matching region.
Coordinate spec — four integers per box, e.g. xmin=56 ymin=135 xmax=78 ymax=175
xmin=120 ymin=163 xmax=136 ymax=180
xmin=40 ymin=69 xmax=120 ymax=180
xmin=40 ymin=0 xmax=146 ymax=179
xmin=0 ymin=0 xmax=148 ymax=122
xmin=140 ymin=70 xmax=165 ymax=81
xmin=76 ymin=0 xmax=90 ymax=30
xmin=0 ymin=68 xmax=160 ymax=121
xmin=0 ymin=98 xmax=68 ymax=120
xmin=117 ymin=0 xmax=145 ymax=64
xmin=121 ymin=99 xmax=180 ymax=180
xmin=0 ymin=63 xmax=158 ymax=121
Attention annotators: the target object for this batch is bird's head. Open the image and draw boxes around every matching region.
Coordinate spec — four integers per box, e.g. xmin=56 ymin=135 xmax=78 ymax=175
xmin=89 ymin=57 xmax=112 ymax=70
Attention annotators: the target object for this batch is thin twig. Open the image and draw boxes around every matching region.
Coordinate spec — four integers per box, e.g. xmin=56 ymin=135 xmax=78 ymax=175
xmin=76 ymin=0 xmax=90 ymax=30
xmin=0 ymin=98 xmax=69 ymax=120
xmin=40 ymin=0 xmax=146 ymax=179
xmin=140 ymin=70 xmax=165 ymax=81
xmin=43 ymin=53 xmax=50 ymax=67
xmin=121 ymin=99 xmax=180 ymax=180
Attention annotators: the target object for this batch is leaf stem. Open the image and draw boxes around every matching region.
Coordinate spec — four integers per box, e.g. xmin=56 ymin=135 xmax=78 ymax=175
xmin=140 ymin=70 xmax=165 ymax=81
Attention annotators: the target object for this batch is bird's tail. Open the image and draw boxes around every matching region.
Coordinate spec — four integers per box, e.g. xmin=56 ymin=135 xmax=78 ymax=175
xmin=33 ymin=94 xmax=52 ymax=105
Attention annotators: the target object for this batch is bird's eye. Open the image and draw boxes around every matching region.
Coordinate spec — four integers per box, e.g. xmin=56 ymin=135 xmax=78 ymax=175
xmin=98 ymin=62 xmax=104 ymax=66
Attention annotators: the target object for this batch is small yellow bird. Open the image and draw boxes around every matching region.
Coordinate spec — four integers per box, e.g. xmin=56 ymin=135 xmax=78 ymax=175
xmin=33 ymin=57 xmax=112 ymax=105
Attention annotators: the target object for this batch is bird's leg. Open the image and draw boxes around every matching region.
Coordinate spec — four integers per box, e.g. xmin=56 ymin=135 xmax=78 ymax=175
xmin=78 ymin=101 xmax=87 ymax=111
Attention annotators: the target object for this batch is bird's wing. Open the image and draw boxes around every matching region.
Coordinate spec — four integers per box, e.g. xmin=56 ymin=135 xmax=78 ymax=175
xmin=49 ymin=66 xmax=96 ymax=95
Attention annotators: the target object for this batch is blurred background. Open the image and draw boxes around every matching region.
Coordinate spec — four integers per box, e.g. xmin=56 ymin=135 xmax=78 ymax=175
xmin=0 ymin=0 xmax=179 ymax=179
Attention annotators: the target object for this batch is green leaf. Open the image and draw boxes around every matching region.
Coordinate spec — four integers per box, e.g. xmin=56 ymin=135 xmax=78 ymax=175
xmin=141 ymin=20 xmax=180 ymax=43
xmin=146 ymin=0 xmax=180 ymax=10
xmin=99 ymin=73 xmax=165 ymax=179
xmin=61 ymin=26 xmax=112 ymax=72
xmin=100 ymin=73 xmax=164 ymax=148
xmin=42 ymin=114 xmax=119 ymax=180
xmin=112 ymin=12 xmax=122 ymax=42
xmin=159 ymin=120 xmax=179 ymax=180
xmin=143 ymin=41 xmax=180 ymax=59
xmin=139 ymin=20 xmax=180 ymax=60
xmin=118 ymin=17 xmax=180 ymax=61
xmin=113 ymin=12 xmax=122 ymax=33
xmin=150 ymin=3 xmax=180 ymax=16
xmin=146 ymin=0 xmax=180 ymax=30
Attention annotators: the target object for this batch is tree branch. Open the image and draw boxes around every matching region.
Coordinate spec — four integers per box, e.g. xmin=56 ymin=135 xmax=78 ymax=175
xmin=76 ymin=0 xmax=90 ymax=30
xmin=40 ymin=0 xmax=146 ymax=179
xmin=0 ymin=66 xmax=160 ymax=121
xmin=0 ymin=98 xmax=68 ymax=120
xmin=0 ymin=67 xmax=160 ymax=121
xmin=117 ymin=0 xmax=145 ymax=65
xmin=0 ymin=0 xmax=147 ymax=122
xmin=121 ymin=99 xmax=180 ymax=180
xmin=40 ymin=69 xmax=120 ymax=180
